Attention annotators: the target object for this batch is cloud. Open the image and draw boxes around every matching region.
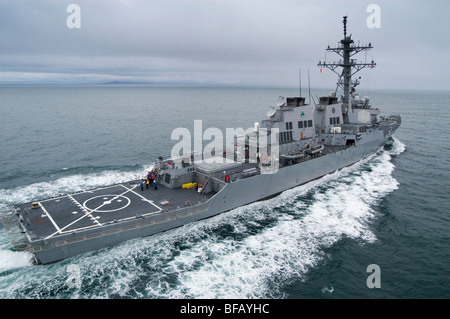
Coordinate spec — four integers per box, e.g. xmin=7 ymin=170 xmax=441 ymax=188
xmin=0 ymin=0 xmax=449 ymax=90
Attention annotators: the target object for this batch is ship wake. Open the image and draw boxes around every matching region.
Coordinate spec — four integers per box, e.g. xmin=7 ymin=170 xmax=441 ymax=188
xmin=0 ymin=138 xmax=404 ymax=298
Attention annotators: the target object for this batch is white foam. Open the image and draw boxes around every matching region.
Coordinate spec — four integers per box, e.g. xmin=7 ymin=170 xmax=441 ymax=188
xmin=0 ymin=250 xmax=33 ymax=270
xmin=0 ymin=228 xmax=34 ymax=271
xmin=143 ymin=140 xmax=402 ymax=298
xmin=321 ymin=286 xmax=334 ymax=294
xmin=0 ymin=140 xmax=405 ymax=299
xmin=0 ymin=165 xmax=151 ymax=296
xmin=389 ymin=136 xmax=406 ymax=156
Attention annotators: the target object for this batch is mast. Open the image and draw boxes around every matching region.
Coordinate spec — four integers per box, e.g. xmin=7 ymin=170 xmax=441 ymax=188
xmin=317 ymin=16 xmax=375 ymax=115
xmin=299 ymin=68 xmax=302 ymax=98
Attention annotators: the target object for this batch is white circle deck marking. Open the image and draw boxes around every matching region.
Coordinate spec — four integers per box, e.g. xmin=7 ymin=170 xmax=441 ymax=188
xmin=83 ymin=195 xmax=131 ymax=213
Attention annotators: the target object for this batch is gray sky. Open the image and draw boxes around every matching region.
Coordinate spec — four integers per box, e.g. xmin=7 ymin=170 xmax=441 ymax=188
xmin=1 ymin=0 xmax=449 ymax=90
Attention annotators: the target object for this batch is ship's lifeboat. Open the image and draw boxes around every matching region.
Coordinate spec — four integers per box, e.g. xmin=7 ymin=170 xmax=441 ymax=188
xmin=308 ymin=145 xmax=324 ymax=154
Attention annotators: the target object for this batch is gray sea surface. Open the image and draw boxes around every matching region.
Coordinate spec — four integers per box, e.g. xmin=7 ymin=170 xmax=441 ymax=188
xmin=0 ymin=85 xmax=449 ymax=299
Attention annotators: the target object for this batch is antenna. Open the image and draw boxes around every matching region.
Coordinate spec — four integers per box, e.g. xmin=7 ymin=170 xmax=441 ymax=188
xmin=299 ymin=68 xmax=302 ymax=97
xmin=311 ymin=95 xmax=317 ymax=107
xmin=308 ymin=68 xmax=311 ymax=105
xmin=343 ymin=15 xmax=347 ymax=38
xmin=267 ymin=106 xmax=276 ymax=117
xmin=317 ymin=16 xmax=375 ymax=105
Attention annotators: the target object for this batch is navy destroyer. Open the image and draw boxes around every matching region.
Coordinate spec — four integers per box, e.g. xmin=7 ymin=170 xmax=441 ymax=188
xmin=2 ymin=17 xmax=401 ymax=264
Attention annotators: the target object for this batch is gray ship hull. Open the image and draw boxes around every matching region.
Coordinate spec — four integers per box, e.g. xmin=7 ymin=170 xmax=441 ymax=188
xmin=27 ymin=131 xmax=389 ymax=264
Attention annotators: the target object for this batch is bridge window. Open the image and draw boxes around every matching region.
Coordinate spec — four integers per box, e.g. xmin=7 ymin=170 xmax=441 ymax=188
xmin=279 ymin=130 xmax=293 ymax=143
xmin=329 ymin=117 xmax=340 ymax=125
xmin=285 ymin=122 xmax=293 ymax=130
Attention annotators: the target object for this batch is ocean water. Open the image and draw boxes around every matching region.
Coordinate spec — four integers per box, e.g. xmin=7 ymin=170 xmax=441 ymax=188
xmin=0 ymin=85 xmax=449 ymax=299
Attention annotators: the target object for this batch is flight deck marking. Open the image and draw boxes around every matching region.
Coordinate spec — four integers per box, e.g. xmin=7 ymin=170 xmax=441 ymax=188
xmin=69 ymin=194 xmax=102 ymax=226
xmin=83 ymin=195 xmax=131 ymax=213
xmin=39 ymin=202 xmax=62 ymax=235
xmin=44 ymin=195 xmax=103 ymax=239
xmin=79 ymin=184 xmax=139 ymax=217
xmin=119 ymin=184 xmax=163 ymax=213
xmin=45 ymin=187 xmax=133 ymax=239
xmin=44 ymin=184 xmax=161 ymax=239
